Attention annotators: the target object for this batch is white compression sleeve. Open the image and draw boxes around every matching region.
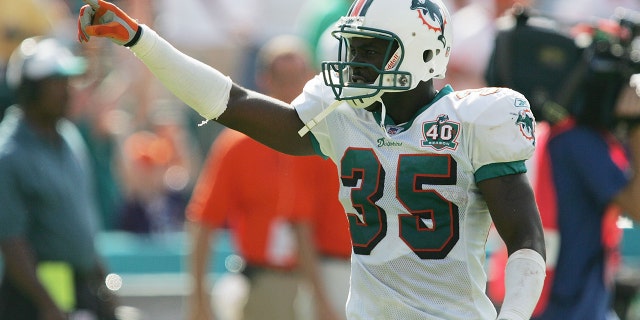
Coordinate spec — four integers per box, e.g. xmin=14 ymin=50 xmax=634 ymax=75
xmin=129 ymin=25 xmax=232 ymax=121
xmin=497 ymin=248 xmax=546 ymax=320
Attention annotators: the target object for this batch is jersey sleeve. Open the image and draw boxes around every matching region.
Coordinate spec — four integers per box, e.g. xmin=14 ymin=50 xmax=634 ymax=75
xmin=293 ymin=75 xmax=338 ymax=158
xmin=468 ymin=88 xmax=536 ymax=182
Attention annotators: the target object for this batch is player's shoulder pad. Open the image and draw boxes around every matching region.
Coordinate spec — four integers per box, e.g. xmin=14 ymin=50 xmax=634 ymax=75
xmin=450 ymin=87 xmax=536 ymax=168
xmin=448 ymin=87 xmax=532 ymax=123
xmin=297 ymin=74 xmax=335 ymax=103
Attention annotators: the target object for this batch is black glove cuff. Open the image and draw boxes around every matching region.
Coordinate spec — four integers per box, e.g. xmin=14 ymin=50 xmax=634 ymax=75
xmin=124 ymin=25 xmax=142 ymax=47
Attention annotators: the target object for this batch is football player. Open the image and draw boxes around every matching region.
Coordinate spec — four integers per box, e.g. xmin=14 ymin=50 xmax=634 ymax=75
xmin=78 ymin=0 xmax=546 ymax=318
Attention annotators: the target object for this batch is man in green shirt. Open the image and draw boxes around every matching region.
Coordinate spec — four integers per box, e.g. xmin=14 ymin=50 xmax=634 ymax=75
xmin=0 ymin=36 xmax=117 ymax=320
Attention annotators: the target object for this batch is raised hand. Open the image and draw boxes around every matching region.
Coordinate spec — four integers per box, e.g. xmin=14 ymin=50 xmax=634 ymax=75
xmin=77 ymin=0 xmax=140 ymax=46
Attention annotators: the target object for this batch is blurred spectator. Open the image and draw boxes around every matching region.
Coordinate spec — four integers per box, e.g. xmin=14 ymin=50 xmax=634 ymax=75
xmin=530 ymin=74 xmax=640 ymax=320
xmin=116 ymin=128 xmax=188 ymax=234
xmin=186 ymin=35 xmax=348 ymax=320
xmin=485 ymin=7 xmax=640 ymax=318
xmin=0 ymin=0 xmax=76 ymax=121
xmin=0 ymin=36 xmax=118 ymax=320
xmin=114 ymin=98 xmax=196 ymax=235
xmin=187 ymin=128 xmax=304 ymax=320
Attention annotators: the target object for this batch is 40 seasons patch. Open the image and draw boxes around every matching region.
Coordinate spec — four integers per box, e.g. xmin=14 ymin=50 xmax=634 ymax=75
xmin=421 ymin=114 xmax=460 ymax=150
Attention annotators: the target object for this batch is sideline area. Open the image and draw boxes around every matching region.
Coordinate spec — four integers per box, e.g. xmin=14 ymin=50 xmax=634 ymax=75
xmin=2 ymin=227 xmax=640 ymax=319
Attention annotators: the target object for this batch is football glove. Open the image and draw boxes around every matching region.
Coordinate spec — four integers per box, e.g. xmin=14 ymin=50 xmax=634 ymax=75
xmin=78 ymin=0 xmax=140 ymax=46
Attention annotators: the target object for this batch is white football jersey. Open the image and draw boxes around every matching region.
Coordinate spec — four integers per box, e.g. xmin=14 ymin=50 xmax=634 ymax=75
xmin=293 ymin=75 xmax=536 ymax=320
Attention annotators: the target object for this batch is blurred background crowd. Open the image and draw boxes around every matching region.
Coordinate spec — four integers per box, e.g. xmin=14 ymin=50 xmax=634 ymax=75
xmin=3 ymin=0 xmax=640 ymax=319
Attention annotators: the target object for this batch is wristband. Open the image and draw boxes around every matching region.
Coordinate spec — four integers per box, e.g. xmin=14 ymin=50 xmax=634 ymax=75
xmin=497 ymin=248 xmax=546 ymax=320
xmin=124 ymin=25 xmax=142 ymax=47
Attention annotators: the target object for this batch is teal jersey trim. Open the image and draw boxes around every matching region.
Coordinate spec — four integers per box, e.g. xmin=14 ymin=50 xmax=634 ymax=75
xmin=310 ymin=133 xmax=329 ymax=159
xmin=475 ymin=160 xmax=527 ymax=183
xmin=372 ymin=85 xmax=454 ymax=128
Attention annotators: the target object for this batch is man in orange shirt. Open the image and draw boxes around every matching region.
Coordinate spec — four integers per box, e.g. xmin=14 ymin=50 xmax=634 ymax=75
xmin=290 ymin=155 xmax=352 ymax=320
xmin=186 ymin=35 xmax=350 ymax=320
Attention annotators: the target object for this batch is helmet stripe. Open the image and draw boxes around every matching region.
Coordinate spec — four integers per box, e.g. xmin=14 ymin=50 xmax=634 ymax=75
xmin=348 ymin=0 xmax=374 ymax=17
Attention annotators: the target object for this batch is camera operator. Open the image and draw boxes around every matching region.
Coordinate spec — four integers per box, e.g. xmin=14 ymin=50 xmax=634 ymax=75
xmin=531 ymin=79 xmax=640 ymax=320
xmin=535 ymin=17 xmax=640 ymax=320
xmin=486 ymin=8 xmax=640 ymax=319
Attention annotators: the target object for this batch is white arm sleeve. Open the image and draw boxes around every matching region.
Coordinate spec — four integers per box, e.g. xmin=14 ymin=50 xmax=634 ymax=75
xmin=497 ymin=248 xmax=546 ymax=320
xmin=129 ymin=25 xmax=232 ymax=121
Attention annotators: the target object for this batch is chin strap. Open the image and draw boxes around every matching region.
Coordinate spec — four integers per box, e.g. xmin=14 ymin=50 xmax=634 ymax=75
xmin=297 ymin=92 xmax=386 ymax=137
xmin=298 ymin=100 xmax=342 ymax=137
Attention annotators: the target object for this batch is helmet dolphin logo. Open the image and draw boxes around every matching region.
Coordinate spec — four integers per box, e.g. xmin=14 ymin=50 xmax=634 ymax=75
xmin=410 ymin=0 xmax=447 ymax=48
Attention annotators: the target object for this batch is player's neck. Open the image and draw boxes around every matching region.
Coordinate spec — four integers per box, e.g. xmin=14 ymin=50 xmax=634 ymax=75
xmin=381 ymin=80 xmax=437 ymax=124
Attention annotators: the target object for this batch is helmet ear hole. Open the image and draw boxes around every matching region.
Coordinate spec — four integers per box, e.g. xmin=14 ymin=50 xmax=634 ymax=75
xmin=423 ymin=50 xmax=433 ymax=63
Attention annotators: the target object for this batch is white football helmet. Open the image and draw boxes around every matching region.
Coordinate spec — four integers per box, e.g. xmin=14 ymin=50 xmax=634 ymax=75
xmin=321 ymin=0 xmax=453 ymax=107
